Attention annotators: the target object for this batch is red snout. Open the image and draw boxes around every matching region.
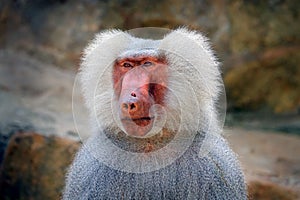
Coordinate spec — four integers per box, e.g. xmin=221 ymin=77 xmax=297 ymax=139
xmin=119 ymin=68 xmax=153 ymax=120
xmin=118 ymin=67 xmax=155 ymax=136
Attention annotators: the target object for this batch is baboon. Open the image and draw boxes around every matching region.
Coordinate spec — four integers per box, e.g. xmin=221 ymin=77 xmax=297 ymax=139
xmin=63 ymin=28 xmax=247 ymax=199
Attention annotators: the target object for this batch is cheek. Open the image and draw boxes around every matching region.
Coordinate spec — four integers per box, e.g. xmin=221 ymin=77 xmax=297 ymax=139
xmin=151 ymin=84 xmax=167 ymax=105
xmin=112 ymin=67 xmax=125 ymax=98
xmin=150 ymin=65 xmax=168 ymax=105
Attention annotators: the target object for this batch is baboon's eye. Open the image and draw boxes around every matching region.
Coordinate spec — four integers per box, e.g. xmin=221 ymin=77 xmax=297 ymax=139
xmin=143 ymin=61 xmax=153 ymax=67
xmin=123 ymin=62 xmax=133 ymax=68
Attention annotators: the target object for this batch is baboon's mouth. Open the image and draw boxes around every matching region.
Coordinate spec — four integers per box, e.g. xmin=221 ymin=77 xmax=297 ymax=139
xmin=122 ymin=117 xmax=154 ymax=126
xmin=122 ymin=117 xmax=154 ymax=121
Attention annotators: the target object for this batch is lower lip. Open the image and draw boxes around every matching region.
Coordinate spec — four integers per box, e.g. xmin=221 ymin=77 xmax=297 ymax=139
xmin=122 ymin=117 xmax=154 ymax=127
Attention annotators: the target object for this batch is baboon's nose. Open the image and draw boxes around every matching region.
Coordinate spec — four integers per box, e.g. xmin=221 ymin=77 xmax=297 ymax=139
xmin=121 ymin=91 xmax=139 ymax=114
xmin=121 ymin=101 xmax=138 ymax=113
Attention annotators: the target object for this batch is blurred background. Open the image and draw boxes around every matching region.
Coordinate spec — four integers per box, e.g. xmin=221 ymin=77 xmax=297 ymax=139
xmin=0 ymin=0 xmax=299 ymax=199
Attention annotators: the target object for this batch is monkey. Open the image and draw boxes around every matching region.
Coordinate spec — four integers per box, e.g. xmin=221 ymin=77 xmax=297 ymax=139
xmin=63 ymin=28 xmax=247 ymax=199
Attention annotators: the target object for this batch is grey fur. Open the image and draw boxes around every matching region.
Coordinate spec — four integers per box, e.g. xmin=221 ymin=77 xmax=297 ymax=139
xmin=63 ymin=29 xmax=247 ymax=199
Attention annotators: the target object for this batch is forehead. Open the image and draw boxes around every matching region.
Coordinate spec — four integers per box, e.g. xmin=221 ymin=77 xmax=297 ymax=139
xmin=116 ymin=49 xmax=167 ymax=64
xmin=116 ymin=55 xmax=161 ymax=63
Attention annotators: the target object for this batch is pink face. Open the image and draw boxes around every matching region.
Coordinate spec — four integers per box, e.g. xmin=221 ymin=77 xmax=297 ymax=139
xmin=113 ymin=55 xmax=168 ymax=137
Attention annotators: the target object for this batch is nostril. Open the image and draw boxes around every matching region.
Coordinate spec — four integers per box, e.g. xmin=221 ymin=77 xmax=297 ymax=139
xmin=121 ymin=102 xmax=137 ymax=112
xmin=131 ymin=92 xmax=136 ymax=97
xmin=130 ymin=103 xmax=136 ymax=110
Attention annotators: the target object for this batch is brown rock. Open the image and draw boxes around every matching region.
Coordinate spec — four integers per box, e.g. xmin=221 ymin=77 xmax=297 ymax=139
xmin=225 ymin=50 xmax=300 ymax=113
xmin=248 ymin=180 xmax=298 ymax=200
xmin=0 ymin=132 xmax=80 ymax=200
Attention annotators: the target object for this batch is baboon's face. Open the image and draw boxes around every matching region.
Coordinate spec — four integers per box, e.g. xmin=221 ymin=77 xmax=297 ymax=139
xmin=113 ymin=55 xmax=168 ymax=137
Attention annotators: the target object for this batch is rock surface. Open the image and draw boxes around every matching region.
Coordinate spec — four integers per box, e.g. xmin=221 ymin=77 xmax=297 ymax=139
xmin=0 ymin=50 xmax=88 ymax=139
xmin=0 ymin=132 xmax=80 ymax=200
xmin=226 ymin=128 xmax=300 ymax=198
xmin=248 ymin=181 xmax=298 ymax=200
